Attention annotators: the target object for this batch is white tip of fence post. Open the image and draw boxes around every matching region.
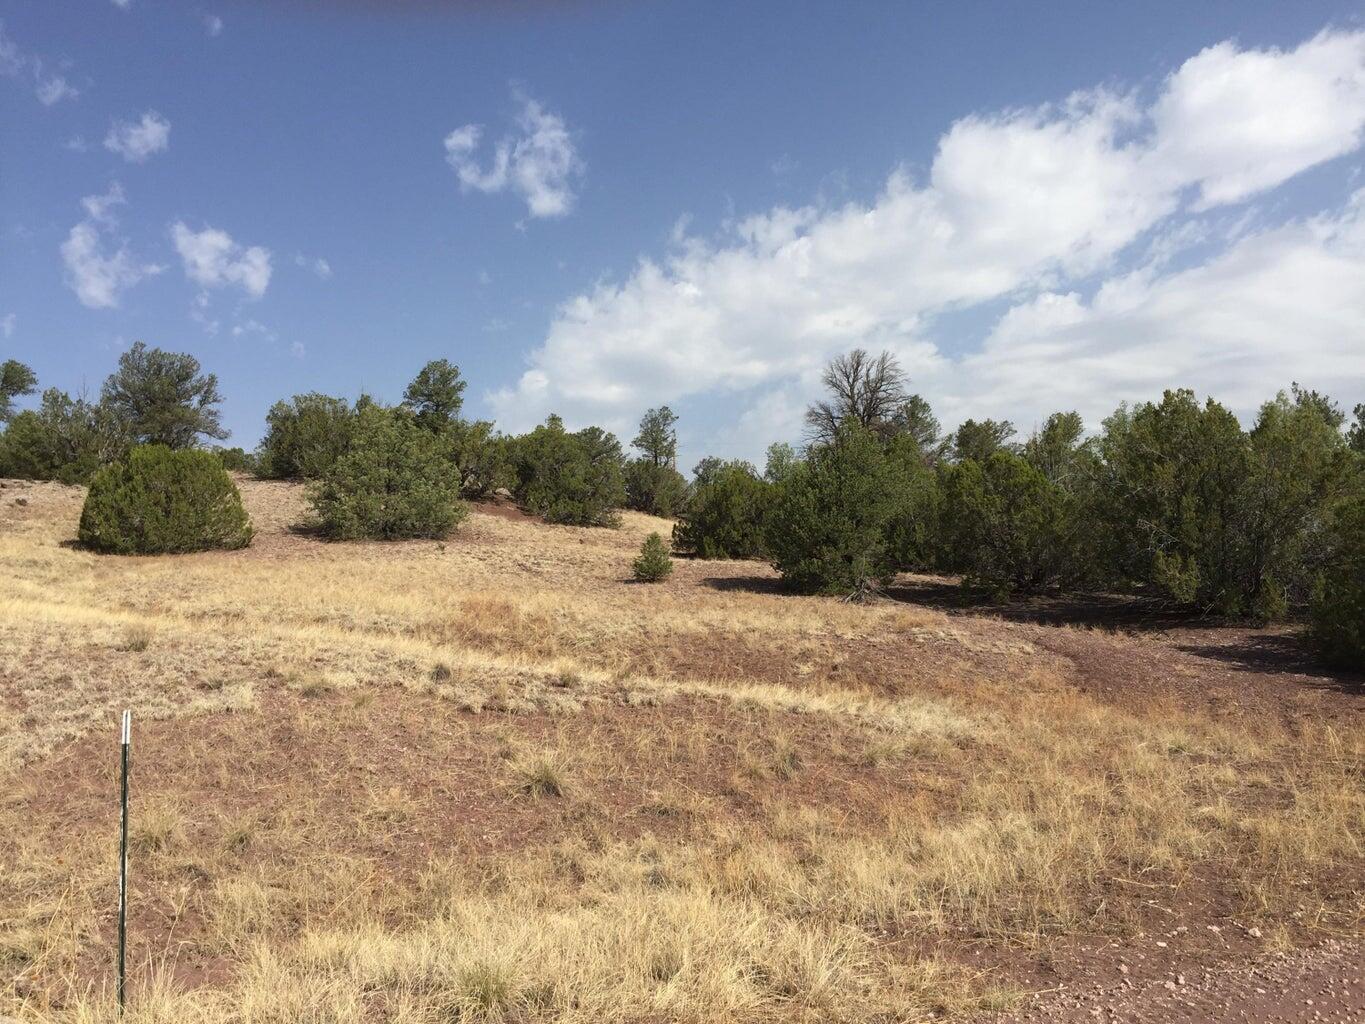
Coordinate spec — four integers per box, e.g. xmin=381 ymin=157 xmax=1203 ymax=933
xmin=121 ymin=709 xmax=131 ymax=745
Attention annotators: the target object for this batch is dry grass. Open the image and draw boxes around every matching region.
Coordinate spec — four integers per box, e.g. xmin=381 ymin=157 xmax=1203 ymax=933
xmin=0 ymin=478 xmax=1361 ymax=1021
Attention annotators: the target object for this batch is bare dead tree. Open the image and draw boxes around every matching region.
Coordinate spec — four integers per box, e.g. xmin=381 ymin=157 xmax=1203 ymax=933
xmin=804 ymin=348 xmax=908 ymax=444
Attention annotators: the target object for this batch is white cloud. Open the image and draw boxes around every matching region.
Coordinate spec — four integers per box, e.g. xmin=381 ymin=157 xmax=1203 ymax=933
xmin=1 ymin=313 xmax=15 ymax=339
xmin=1 ymin=21 xmax=80 ymax=106
xmin=104 ymin=111 xmax=171 ymax=163
xmin=61 ymin=184 xmax=163 ymax=309
xmin=491 ymin=29 xmax=1365 ymax=456
xmin=204 ymin=14 xmax=223 ymax=36
xmin=943 ymin=193 xmax=1365 ymax=431
xmin=1150 ymin=31 xmax=1365 ymax=208
xmin=111 ymin=0 xmax=132 ymax=9
xmin=444 ymin=89 xmax=583 ymax=219
xmin=170 ymin=222 xmax=272 ymax=298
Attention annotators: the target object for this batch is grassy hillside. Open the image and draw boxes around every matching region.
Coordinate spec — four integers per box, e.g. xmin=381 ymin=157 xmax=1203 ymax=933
xmin=1 ymin=477 xmax=1360 ymax=1022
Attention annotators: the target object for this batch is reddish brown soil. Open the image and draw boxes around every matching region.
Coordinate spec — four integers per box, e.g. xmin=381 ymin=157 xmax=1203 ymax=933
xmin=11 ymin=687 xmax=947 ymax=1000
xmin=989 ymin=939 xmax=1363 ymax=1022
xmin=468 ymin=495 xmax=541 ymax=523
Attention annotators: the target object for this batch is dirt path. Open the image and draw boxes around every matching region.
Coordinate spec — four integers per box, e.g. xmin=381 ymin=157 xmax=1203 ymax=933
xmin=994 ymin=941 xmax=1363 ymax=1022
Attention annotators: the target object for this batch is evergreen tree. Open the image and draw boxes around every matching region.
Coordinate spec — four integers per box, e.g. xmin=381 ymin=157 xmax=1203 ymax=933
xmin=402 ymin=359 xmax=466 ymax=432
xmin=256 ymin=393 xmax=355 ymax=479
xmin=632 ymin=532 xmax=674 ymax=582
xmin=0 ymin=360 xmax=37 ymax=422
xmin=79 ymin=446 xmax=253 ymax=554
xmin=894 ymin=395 xmax=949 ymax=463
xmin=0 ymin=388 xmax=129 ymax=483
xmin=309 ymin=404 xmax=467 ymax=540
xmin=632 ymin=406 xmax=678 ymax=467
xmin=100 ymin=342 xmax=227 ymax=449
xmin=766 ymin=425 xmax=909 ymax=595
xmin=509 ymin=415 xmax=626 ymax=527
xmin=951 ymin=418 xmax=1017 ymax=463
xmin=673 ymin=459 xmax=770 ymax=558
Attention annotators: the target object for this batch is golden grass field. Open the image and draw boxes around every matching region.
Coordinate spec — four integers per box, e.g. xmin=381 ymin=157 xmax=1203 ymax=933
xmin=1 ymin=477 xmax=1361 ymax=1022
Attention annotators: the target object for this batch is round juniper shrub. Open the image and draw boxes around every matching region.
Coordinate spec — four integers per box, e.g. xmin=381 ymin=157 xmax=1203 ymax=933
xmin=78 ymin=445 xmax=254 ymax=554
xmin=309 ymin=405 xmax=468 ymax=540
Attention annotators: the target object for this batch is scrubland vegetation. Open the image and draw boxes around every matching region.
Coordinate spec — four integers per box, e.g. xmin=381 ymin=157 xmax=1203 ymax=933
xmin=0 ymin=343 xmax=1362 ymax=1021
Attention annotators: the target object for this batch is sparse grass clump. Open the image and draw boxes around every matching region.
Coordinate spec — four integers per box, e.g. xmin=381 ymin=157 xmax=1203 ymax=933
xmin=119 ymin=623 xmax=154 ymax=652
xmin=509 ymin=750 xmax=572 ymax=798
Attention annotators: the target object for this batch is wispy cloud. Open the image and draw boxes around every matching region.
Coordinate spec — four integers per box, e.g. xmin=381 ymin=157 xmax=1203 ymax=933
xmin=444 ymin=88 xmax=583 ymax=220
xmin=203 ymin=13 xmax=223 ymax=37
xmin=0 ymin=20 xmax=80 ymax=107
xmin=104 ymin=111 xmax=171 ymax=163
xmin=61 ymin=184 xmax=164 ymax=309
xmin=294 ymin=253 xmax=332 ymax=280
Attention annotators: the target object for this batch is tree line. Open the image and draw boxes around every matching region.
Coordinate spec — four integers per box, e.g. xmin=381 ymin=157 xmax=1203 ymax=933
xmin=1 ymin=344 xmax=1361 ymax=666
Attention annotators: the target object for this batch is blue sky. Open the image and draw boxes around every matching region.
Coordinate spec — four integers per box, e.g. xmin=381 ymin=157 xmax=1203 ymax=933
xmin=3 ymin=1 xmax=1364 ymax=468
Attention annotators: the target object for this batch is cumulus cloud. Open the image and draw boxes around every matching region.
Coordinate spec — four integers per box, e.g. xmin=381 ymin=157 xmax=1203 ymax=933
xmin=171 ymin=222 xmax=272 ymax=298
xmin=61 ymin=184 xmax=163 ymax=309
xmin=444 ymin=90 xmax=583 ymax=219
xmin=1150 ymin=31 xmax=1365 ymax=208
xmin=104 ymin=111 xmax=171 ymax=163
xmin=1 ymin=21 xmax=80 ymax=106
xmin=491 ymin=28 xmax=1365 ymax=456
xmin=941 ymin=193 xmax=1365 ymax=430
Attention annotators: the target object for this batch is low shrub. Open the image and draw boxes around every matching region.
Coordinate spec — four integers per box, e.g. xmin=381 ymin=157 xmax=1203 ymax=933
xmin=624 ymin=458 xmax=688 ymax=518
xmin=672 ymin=459 xmax=770 ymax=559
xmin=256 ymin=392 xmax=355 ymax=480
xmin=632 ymin=532 xmax=674 ymax=582
xmin=938 ymin=451 xmax=1076 ymax=595
xmin=765 ymin=426 xmax=907 ymax=595
xmin=309 ymin=405 xmax=467 ymax=540
xmin=78 ymin=445 xmax=253 ymax=554
xmin=509 ymin=416 xmax=625 ymax=527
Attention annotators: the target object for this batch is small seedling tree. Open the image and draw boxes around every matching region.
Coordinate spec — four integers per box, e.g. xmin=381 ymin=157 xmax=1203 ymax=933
xmin=632 ymin=532 xmax=673 ymax=582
